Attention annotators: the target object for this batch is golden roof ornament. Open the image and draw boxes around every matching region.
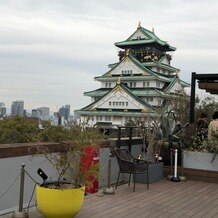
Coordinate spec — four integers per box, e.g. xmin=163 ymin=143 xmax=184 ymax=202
xmin=125 ymin=49 xmax=130 ymax=56
xmin=116 ymin=77 xmax=121 ymax=85
xmin=137 ymin=21 xmax=141 ymax=29
xmin=152 ymin=27 xmax=155 ymax=34
xmin=176 ymin=71 xmax=179 ymax=77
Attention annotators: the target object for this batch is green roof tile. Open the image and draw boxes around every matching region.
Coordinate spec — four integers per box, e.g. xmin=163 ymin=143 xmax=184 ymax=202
xmin=115 ymin=26 xmax=176 ymax=51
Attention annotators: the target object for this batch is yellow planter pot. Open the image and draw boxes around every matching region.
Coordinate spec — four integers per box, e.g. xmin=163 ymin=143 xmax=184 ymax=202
xmin=36 ymin=185 xmax=85 ymax=218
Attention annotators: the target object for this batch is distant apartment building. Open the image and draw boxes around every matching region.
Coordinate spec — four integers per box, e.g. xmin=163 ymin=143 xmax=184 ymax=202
xmin=32 ymin=107 xmax=50 ymax=119
xmin=59 ymin=105 xmax=71 ymax=120
xmin=32 ymin=109 xmax=41 ymax=118
xmin=0 ymin=102 xmax=6 ymax=117
xmin=38 ymin=107 xmax=50 ymax=118
xmin=11 ymin=100 xmax=24 ymax=116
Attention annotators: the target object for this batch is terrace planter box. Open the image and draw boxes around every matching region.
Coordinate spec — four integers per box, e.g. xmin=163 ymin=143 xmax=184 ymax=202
xmin=135 ymin=162 xmax=164 ymax=184
xmin=183 ymin=150 xmax=218 ymax=171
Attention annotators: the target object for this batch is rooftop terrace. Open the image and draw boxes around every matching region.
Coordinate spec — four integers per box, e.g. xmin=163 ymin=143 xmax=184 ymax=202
xmin=0 ymin=138 xmax=217 ymax=217
xmin=8 ymin=179 xmax=218 ymax=218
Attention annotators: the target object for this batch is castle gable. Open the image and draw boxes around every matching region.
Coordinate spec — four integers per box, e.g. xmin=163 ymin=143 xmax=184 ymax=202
xmin=88 ymin=84 xmax=151 ymax=112
xmin=106 ymin=56 xmax=151 ymax=77
xmin=159 ymin=56 xmax=170 ymax=65
xmin=128 ymin=29 xmax=148 ymax=41
xmin=166 ymin=78 xmax=183 ymax=94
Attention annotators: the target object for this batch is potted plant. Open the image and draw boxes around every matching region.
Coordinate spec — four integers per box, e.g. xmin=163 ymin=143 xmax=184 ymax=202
xmin=124 ymin=116 xmax=164 ymax=184
xmin=35 ymin=124 xmax=105 ymax=218
xmin=183 ymin=131 xmax=218 ymax=171
xmin=135 ymin=119 xmax=164 ymax=184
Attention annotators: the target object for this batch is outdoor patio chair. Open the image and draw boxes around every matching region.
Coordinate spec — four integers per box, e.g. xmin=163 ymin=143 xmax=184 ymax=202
xmin=114 ymin=148 xmax=149 ymax=192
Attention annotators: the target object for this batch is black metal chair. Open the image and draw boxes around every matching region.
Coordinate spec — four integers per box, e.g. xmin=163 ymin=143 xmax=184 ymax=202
xmin=114 ymin=148 xmax=149 ymax=192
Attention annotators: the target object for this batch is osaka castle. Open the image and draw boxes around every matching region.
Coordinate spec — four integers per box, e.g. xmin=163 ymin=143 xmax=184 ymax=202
xmin=76 ymin=23 xmax=189 ymax=127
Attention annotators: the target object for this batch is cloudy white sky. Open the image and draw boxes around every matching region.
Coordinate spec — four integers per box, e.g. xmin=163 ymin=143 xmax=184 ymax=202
xmin=0 ymin=0 xmax=218 ymax=113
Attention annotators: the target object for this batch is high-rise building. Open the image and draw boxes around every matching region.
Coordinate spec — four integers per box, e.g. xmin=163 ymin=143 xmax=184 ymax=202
xmin=76 ymin=23 xmax=189 ymax=127
xmin=65 ymin=105 xmax=70 ymax=119
xmin=0 ymin=102 xmax=6 ymax=117
xmin=38 ymin=106 xmax=50 ymax=118
xmin=59 ymin=105 xmax=71 ymax=120
xmin=0 ymin=102 xmax=5 ymax=108
xmin=11 ymin=100 xmax=24 ymax=117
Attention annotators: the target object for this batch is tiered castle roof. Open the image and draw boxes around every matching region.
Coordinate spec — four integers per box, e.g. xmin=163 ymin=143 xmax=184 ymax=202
xmin=77 ymin=23 xmax=189 ymax=124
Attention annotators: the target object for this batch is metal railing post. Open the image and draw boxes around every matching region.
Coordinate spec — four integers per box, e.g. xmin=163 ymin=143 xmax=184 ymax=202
xmin=18 ymin=164 xmax=25 ymax=212
xmin=12 ymin=163 xmax=29 ymax=218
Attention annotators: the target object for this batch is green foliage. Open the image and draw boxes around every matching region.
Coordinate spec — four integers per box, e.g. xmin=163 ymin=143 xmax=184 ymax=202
xmin=0 ymin=117 xmax=39 ymax=143
xmin=37 ymin=122 xmax=68 ymax=142
xmin=0 ymin=117 xmax=71 ymax=144
xmin=39 ymin=124 xmax=105 ymax=187
xmin=207 ymin=133 xmax=218 ymax=155
xmin=195 ymin=96 xmax=218 ymax=121
xmin=186 ymin=131 xmax=218 ymax=163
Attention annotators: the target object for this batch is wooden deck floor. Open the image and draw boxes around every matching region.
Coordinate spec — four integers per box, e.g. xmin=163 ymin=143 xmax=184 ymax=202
xmin=27 ymin=179 xmax=218 ymax=217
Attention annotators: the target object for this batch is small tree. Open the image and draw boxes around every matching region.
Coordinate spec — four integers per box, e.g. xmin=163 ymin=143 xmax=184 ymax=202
xmin=36 ymin=124 xmax=105 ymax=188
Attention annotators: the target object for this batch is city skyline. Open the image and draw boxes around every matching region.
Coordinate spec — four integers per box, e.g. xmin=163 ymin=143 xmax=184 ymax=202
xmin=0 ymin=1 xmax=218 ymax=111
xmin=0 ymin=100 xmax=71 ymax=117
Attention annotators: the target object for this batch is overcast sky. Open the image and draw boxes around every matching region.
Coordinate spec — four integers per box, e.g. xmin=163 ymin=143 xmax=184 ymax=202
xmin=0 ymin=0 xmax=218 ymax=113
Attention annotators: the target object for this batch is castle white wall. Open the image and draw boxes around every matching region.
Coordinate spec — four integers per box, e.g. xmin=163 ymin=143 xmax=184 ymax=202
xmin=101 ymin=80 xmax=164 ymax=88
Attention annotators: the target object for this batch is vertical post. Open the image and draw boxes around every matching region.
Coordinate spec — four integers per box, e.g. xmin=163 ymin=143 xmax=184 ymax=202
xmin=107 ymin=154 xmax=111 ymax=187
xmin=167 ymin=149 xmax=173 ymax=180
xmin=117 ymin=126 xmax=121 ymax=148
xmin=174 ymin=150 xmax=178 ymax=178
xmin=12 ymin=164 xmax=29 ymax=218
xmin=171 ymin=149 xmax=180 ymax=182
xmin=128 ymin=127 xmax=132 ymax=152
xmin=190 ymin=72 xmax=196 ymax=124
xmin=18 ymin=164 xmax=25 ymax=212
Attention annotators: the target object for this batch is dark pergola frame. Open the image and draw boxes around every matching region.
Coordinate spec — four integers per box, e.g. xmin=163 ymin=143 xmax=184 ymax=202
xmin=189 ymin=72 xmax=218 ymax=124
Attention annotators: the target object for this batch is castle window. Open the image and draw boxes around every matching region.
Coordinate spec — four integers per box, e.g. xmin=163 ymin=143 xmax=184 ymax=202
xmin=122 ymin=70 xmax=132 ymax=75
xmin=105 ymin=116 xmax=111 ymax=121
xmin=109 ymin=83 xmax=111 ymax=88
xmin=126 ymin=102 xmax=128 ymax=106
xmin=156 ymin=82 xmax=160 ymax=88
xmin=143 ymin=82 xmax=146 ymax=87
xmin=129 ymin=82 xmax=136 ymax=87
xmin=109 ymin=102 xmax=111 ymax=106
xmin=105 ymin=83 xmax=108 ymax=88
xmin=147 ymin=82 xmax=150 ymax=87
